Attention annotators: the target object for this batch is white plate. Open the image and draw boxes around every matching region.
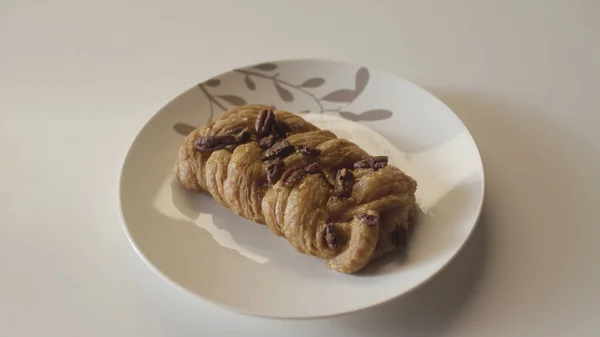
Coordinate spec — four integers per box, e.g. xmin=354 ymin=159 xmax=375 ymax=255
xmin=119 ymin=59 xmax=484 ymax=318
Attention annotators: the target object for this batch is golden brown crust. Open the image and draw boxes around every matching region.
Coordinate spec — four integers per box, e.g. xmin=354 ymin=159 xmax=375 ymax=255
xmin=175 ymin=104 xmax=417 ymax=274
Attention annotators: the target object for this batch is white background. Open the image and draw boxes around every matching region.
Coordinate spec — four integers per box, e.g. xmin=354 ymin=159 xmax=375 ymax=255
xmin=1 ymin=1 xmax=599 ymax=336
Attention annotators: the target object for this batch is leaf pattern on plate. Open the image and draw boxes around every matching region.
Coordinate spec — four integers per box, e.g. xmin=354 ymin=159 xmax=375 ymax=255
xmin=178 ymin=65 xmax=392 ymax=134
xmin=205 ymin=79 xmax=221 ymax=87
xmin=275 ymin=83 xmax=294 ymax=102
xmin=339 ymin=109 xmax=392 ymax=121
xmin=320 ymin=68 xmax=370 ymax=103
xmin=174 ymin=123 xmax=196 ymax=136
xmin=218 ymin=95 xmax=247 ymax=106
xmin=300 ymin=78 xmax=325 ymax=88
xmin=354 ymin=67 xmax=369 ymax=95
xmin=244 ymin=75 xmax=256 ymax=90
xmin=253 ymin=63 xmax=278 ymax=71
xmin=321 ymin=89 xmax=357 ymax=102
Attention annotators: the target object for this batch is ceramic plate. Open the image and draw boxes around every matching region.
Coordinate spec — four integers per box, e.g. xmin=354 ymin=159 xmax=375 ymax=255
xmin=119 ymin=59 xmax=484 ymax=318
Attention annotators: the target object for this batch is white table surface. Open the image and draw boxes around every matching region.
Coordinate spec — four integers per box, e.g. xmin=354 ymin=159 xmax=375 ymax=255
xmin=2 ymin=1 xmax=599 ymax=336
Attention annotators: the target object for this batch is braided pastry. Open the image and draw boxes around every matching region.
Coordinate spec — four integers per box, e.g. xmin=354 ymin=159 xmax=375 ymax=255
xmin=175 ymin=104 xmax=417 ymax=274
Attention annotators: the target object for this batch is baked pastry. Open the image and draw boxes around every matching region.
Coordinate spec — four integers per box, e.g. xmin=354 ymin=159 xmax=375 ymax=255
xmin=175 ymin=104 xmax=417 ymax=274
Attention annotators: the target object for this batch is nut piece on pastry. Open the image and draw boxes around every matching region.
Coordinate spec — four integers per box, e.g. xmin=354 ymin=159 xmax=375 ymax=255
xmin=174 ymin=104 xmax=417 ymax=274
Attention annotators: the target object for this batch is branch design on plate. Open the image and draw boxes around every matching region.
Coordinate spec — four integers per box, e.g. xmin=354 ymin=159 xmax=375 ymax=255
xmin=199 ymin=79 xmax=247 ymax=120
xmin=235 ymin=63 xmax=392 ymax=120
xmin=173 ymin=79 xmax=248 ymax=135
xmin=235 ymin=63 xmax=326 ymax=114
xmin=173 ymin=63 xmax=392 ymax=136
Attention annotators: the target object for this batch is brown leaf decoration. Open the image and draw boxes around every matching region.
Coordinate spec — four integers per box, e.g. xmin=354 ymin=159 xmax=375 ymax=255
xmin=321 ymin=89 xmax=356 ymax=102
xmin=218 ymin=95 xmax=247 ymax=106
xmin=244 ymin=75 xmax=256 ymax=90
xmin=205 ymin=79 xmax=220 ymax=87
xmin=338 ymin=111 xmax=360 ymax=120
xmin=173 ymin=123 xmax=196 ymax=136
xmin=354 ymin=67 xmax=369 ymax=95
xmin=339 ymin=109 xmax=393 ymax=121
xmin=299 ymin=78 xmax=325 ymax=88
xmin=275 ymin=83 xmax=294 ymax=102
xmin=253 ymin=63 xmax=278 ymax=71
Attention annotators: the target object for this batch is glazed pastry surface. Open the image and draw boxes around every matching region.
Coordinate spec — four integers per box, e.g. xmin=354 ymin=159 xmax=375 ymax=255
xmin=175 ymin=104 xmax=417 ymax=274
